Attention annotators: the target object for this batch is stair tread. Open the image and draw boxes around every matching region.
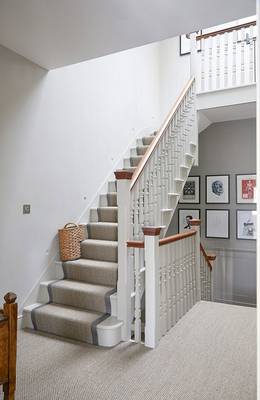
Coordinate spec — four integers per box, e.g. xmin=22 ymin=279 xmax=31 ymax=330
xmin=48 ymin=279 xmax=115 ymax=313
xmin=51 ymin=279 xmax=114 ymax=293
xmin=97 ymin=206 xmax=118 ymax=210
xmin=81 ymin=239 xmax=118 ymax=263
xmin=63 ymin=258 xmax=118 ymax=286
xmin=123 ymin=167 xmax=136 ymax=171
xmin=142 ymin=136 xmax=154 ymax=145
xmin=136 ymin=145 xmax=149 ymax=155
xmin=88 ymin=222 xmax=118 ymax=226
xmin=32 ymin=302 xmax=103 ymax=320
xmin=64 ymin=258 xmax=118 ymax=268
xmin=82 ymin=239 xmax=118 ymax=246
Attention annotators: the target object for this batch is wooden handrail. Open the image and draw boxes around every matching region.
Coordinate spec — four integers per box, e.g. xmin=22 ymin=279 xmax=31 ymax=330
xmin=127 ymin=229 xmax=196 ymax=248
xmin=130 ymin=76 xmax=195 ymax=190
xmin=159 ymin=230 xmax=196 ymax=246
xmin=196 ymin=20 xmax=256 ymax=41
xmin=127 ymin=240 xmax=144 ymax=248
xmin=200 ymin=243 xmax=214 ymax=271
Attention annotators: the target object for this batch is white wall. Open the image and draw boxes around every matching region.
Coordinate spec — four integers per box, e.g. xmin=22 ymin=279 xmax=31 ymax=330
xmin=0 ymin=43 xmax=160 ymax=311
xmin=158 ymin=36 xmax=190 ymax=120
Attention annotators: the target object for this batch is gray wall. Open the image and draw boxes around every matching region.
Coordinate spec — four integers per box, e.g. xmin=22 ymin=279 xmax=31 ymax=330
xmin=169 ymin=118 xmax=256 ymax=306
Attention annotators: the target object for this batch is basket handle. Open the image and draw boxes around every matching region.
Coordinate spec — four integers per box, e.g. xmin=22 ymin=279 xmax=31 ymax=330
xmin=64 ymin=223 xmax=78 ymax=229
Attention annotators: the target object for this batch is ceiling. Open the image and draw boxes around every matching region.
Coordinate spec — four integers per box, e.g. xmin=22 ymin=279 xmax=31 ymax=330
xmin=201 ymin=102 xmax=256 ymax=124
xmin=0 ymin=0 xmax=255 ymax=69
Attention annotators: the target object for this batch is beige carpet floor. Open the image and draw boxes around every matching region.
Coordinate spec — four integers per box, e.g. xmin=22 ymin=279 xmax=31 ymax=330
xmin=0 ymin=301 xmax=256 ymax=400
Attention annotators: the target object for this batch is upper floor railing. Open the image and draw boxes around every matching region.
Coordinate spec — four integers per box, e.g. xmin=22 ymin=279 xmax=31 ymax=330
xmin=195 ymin=20 xmax=257 ymax=93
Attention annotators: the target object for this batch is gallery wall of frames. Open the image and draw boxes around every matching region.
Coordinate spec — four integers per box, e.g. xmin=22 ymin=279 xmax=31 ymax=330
xmin=178 ymin=174 xmax=256 ymax=240
xmin=169 ymin=119 xmax=256 ymax=306
xmin=168 ymin=119 xmax=257 ymax=251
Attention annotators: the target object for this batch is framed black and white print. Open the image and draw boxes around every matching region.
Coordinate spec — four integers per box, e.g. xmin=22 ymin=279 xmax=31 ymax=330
xmin=205 ymin=209 xmax=230 ymax=239
xmin=178 ymin=209 xmax=200 ymax=233
xmin=179 ymin=176 xmax=200 ymax=204
xmin=179 ymin=31 xmax=202 ymax=56
xmin=236 ymin=174 xmax=256 ymax=204
xmin=206 ymin=175 xmax=230 ymax=204
xmin=236 ymin=210 xmax=257 ymax=240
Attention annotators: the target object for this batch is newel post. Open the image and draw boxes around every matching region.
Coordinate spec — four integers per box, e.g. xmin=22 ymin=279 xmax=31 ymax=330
xmin=114 ymin=170 xmax=133 ymax=341
xmin=3 ymin=292 xmax=17 ymax=400
xmin=190 ymin=219 xmax=201 ymax=301
xmin=143 ymin=227 xmax=161 ymax=349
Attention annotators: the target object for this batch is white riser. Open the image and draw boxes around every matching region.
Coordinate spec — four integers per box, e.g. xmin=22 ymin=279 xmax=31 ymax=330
xmin=22 ymin=304 xmax=122 ymax=347
xmin=108 ymin=181 xmax=117 ymax=193
xmin=123 ymin=158 xmax=131 ymax=168
xmin=99 ymin=194 xmax=108 ymax=206
xmin=89 ymin=209 xmax=98 ymax=222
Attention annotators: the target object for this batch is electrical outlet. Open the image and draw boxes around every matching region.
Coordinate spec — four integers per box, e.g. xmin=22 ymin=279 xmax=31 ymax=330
xmin=23 ymin=204 xmax=31 ymax=214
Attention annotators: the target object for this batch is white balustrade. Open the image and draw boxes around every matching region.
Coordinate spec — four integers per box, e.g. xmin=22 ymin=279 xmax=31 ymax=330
xmin=196 ymin=21 xmax=257 ymax=93
xmin=142 ymin=228 xmax=199 ymax=348
xmin=116 ymin=78 xmax=198 ymax=345
xmin=130 ymin=78 xmax=196 ymax=240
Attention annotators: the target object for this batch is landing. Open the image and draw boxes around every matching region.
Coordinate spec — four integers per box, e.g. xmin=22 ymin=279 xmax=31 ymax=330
xmin=1 ymin=301 xmax=256 ymax=400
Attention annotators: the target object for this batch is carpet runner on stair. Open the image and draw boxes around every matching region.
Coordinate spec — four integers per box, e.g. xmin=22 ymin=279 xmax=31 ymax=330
xmin=27 ymin=133 xmax=156 ymax=346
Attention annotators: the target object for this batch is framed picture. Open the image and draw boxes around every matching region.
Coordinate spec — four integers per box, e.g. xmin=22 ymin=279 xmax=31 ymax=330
xmin=178 ymin=209 xmax=200 ymax=233
xmin=205 ymin=209 xmax=230 ymax=239
xmin=206 ymin=175 xmax=230 ymax=204
xmin=236 ymin=209 xmax=257 ymax=240
xmin=236 ymin=174 xmax=256 ymax=204
xmin=179 ymin=31 xmax=202 ymax=56
xmin=179 ymin=176 xmax=200 ymax=204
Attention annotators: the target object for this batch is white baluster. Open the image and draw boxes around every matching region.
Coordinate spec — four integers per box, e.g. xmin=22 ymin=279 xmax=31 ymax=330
xmin=223 ymin=32 xmax=229 ymax=88
xmin=232 ymin=30 xmax=238 ymax=87
xmin=216 ymin=34 xmax=221 ymax=89
xmin=240 ymin=27 xmax=246 ymax=85
xmin=200 ymin=38 xmax=205 ymax=92
xmin=134 ymin=247 xmax=141 ymax=342
xmin=249 ymin=26 xmax=254 ymax=83
xmin=208 ymin=36 xmax=213 ymax=91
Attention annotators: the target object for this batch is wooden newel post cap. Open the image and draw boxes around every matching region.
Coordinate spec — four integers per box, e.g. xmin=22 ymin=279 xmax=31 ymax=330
xmin=190 ymin=219 xmax=201 ymax=227
xmin=114 ymin=170 xmax=134 ymax=180
xmin=142 ymin=227 xmax=162 ymax=236
xmin=4 ymin=292 xmax=17 ymax=304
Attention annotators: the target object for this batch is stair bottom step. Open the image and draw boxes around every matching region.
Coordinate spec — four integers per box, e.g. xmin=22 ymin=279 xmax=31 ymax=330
xmin=23 ymin=303 xmax=123 ymax=347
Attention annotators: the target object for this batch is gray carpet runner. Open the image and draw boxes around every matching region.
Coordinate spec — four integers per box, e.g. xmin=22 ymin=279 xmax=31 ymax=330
xmin=31 ymin=134 xmax=156 ymax=345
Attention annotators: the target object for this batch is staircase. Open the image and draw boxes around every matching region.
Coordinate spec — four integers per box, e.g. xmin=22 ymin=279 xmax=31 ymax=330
xmin=23 ymin=77 xmax=199 ymax=347
xmin=23 ymin=133 xmax=158 ymax=346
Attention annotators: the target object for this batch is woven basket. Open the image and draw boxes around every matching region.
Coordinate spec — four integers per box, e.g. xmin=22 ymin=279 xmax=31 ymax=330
xmin=58 ymin=223 xmax=85 ymax=262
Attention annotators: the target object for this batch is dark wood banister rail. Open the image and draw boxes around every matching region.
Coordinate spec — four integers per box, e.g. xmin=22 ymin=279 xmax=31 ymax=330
xmin=196 ymin=20 xmax=256 ymax=41
xmin=159 ymin=230 xmax=196 ymax=246
xmin=130 ymin=76 xmax=195 ymax=190
xmin=200 ymin=243 xmax=217 ymax=271
xmin=127 ymin=229 xmax=196 ymax=248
